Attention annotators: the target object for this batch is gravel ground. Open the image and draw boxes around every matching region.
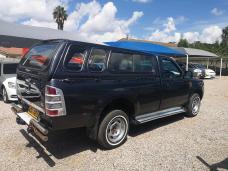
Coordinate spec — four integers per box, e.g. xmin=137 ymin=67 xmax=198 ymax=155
xmin=0 ymin=77 xmax=227 ymax=171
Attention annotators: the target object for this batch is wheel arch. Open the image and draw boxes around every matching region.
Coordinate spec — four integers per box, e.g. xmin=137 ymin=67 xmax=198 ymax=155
xmin=192 ymin=89 xmax=203 ymax=99
xmin=87 ymin=97 xmax=136 ymax=141
xmin=99 ymin=98 xmax=136 ymax=124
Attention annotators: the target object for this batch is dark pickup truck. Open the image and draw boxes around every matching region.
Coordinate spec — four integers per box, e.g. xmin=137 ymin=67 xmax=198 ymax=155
xmin=12 ymin=39 xmax=204 ymax=149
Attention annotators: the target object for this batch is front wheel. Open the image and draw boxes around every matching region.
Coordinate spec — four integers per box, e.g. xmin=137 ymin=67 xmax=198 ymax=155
xmin=97 ymin=110 xmax=129 ymax=149
xmin=2 ymin=87 xmax=9 ymax=103
xmin=186 ymin=93 xmax=201 ymax=117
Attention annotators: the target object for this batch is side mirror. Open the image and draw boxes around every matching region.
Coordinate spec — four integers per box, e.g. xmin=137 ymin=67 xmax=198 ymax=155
xmin=184 ymin=71 xmax=193 ymax=79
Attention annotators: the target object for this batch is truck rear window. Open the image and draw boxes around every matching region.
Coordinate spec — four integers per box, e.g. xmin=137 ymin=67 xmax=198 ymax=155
xmin=22 ymin=43 xmax=59 ymax=70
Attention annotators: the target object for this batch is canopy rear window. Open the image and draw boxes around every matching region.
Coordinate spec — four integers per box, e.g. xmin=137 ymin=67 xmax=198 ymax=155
xmin=22 ymin=43 xmax=59 ymax=70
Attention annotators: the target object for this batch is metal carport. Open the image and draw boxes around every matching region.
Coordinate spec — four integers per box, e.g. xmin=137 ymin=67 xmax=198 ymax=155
xmin=171 ymin=47 xmax=222 ymax=77
xmin=0 ymin=19 xmax=85 ymax=48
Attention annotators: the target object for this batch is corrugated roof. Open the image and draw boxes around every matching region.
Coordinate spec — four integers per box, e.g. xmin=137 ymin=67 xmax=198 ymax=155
xmin=171 ymin=47 xmax=219 ymax=58
xmin=0 ymin=19 xmax=86 ymax=48
xmin=0 ymin=19 xmax=84 ymax=41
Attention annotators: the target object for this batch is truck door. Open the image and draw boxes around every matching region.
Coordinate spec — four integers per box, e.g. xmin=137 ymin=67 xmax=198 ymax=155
xmin=159 ymin=56 xmax=190 ymax=110
xmin=133 ymin=54 xmax=161 ymax=114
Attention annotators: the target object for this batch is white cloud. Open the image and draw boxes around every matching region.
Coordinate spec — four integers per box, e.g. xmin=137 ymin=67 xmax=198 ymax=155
xmin=163 ymin=17 xmax=176 ymax=33
xmin=0 ymin=0 xmax=143 ymax=43
xmin=132 ymin=0 xmax=152 ymax=3
xmin=211 ymin=8 xmax=225 ymax=16
xmin=67 ymin=1 xmax=143 ymax=42
xmin=0 ymin=0 xmax=68 ymax=22
xmin=182 ymin=26 xmax=222 ymax=44
xmin=148 ymin=17 xmax=180 ymax=42
xmin=199 ymin=25 xmax=222 ymax=43
xmin=183 ymin=32 xmax=199 ymax=43
xmin=148 ymin=29 xmax=181 ymax=43
xmin=147 ymin=17 xmax=222 ymax=44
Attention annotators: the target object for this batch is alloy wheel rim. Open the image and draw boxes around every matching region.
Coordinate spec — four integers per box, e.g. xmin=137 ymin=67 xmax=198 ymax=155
xmin=192 ymin=96 xmax=200 ymax=115
xmin=106 ymin=116 xmax=128 ymax=146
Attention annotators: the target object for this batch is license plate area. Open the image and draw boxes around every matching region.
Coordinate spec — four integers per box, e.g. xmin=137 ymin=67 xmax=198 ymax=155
xmin=28 ymin=106 xmax=39 ymax=120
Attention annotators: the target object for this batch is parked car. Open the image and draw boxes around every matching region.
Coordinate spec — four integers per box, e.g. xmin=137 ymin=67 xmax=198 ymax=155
xmin=177 ymin=62 xmax=216 ymax=79
xmin=177 ymin=62 xmax=203 ymax=78
xmin=194 ymin=64 xmax=216 ymax=79
xmin=11 ymin=40 xmax=204 ymax=149
xmin=0 ymin=60 xmax=18 ymax=103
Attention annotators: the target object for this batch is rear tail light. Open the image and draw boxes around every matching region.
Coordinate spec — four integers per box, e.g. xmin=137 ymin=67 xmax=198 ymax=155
xmin=45 ymin=85 xmax=66 ymax=117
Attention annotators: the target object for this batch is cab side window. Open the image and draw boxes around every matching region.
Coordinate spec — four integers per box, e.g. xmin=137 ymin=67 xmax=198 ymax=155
xmin=133 ymin=54 xmax=156 ymax=74
xmin=65 ymin=46 xmax=87 ymax=71
xmin=0 ymin=64 xmax=1 ymax=75
xmin=161 ymin=58 xmax=181 ymax=79
xmin=88 ymin=49 xmax=107 ymax=72
xmin=109 ymin=52 xmax=133 ymax=72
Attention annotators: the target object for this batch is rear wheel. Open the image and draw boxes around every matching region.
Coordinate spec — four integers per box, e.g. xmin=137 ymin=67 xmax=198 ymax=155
xmin=97 ymin=110 xmax=129 ymax=149
xmin=186 ymin=93 xmax=201 ymax=117
xmin=2 ymin=87 xmax=9 ymax=103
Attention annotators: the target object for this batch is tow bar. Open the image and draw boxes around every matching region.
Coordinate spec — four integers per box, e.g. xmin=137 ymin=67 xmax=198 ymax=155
xmin=11 ymin=103 xmax=49 ymax=142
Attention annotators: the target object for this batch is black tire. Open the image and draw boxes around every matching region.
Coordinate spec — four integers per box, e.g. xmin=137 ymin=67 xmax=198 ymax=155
xmin=185 ymin=93 xmax=201 ymax=117
xmin=97 ymin=110 xmax=129 ymax=149
xmin=2 ymin=87 xmax=9 ymax=103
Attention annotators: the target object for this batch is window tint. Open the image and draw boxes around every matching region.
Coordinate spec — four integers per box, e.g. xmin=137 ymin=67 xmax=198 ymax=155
xmin=3 ymin=63 xmax=18 ymax=74
xmin=23 ymin=43 xmax=59 ymax=70
xmin=65 ymin=46 xmax=87 ymax=71
xmin=88 ymin=49 xmax=107 ymax=72
xmin=161 ymin=58 xmax=181 ymax=78
xmin=133 ymin=54 xmax=156 ymax=73
xmin=109 ymin=52 xmax=133 ymax=72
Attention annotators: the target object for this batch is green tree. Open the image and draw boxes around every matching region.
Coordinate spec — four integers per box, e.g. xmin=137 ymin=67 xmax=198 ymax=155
xmin=222 ymin=26 xmax=228 ymax=44
xmin=53 ymin=6 xmax=68 ymax=30
xmin=177 ymin=39 xmax=189 ymax=47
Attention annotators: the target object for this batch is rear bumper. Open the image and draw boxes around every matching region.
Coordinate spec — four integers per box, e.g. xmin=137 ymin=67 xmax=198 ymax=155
xmin=11 ymin=103 xmax=49 ymax=141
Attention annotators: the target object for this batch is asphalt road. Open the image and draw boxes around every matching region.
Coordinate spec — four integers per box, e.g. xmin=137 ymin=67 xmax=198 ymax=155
xmin=0 ymin=77 xmax=227 ymax=171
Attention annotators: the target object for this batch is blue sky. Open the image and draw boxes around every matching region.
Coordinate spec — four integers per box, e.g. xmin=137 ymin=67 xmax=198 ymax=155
xmin=65 ymin=0 xmax=228 ymax=36
xmin=0 ymin=0 xmax=227 ymax=43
